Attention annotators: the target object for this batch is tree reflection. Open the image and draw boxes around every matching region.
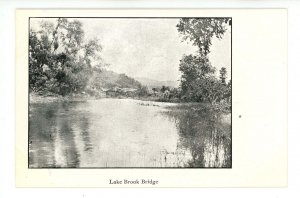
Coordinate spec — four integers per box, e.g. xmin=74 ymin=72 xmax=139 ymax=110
xmin=29 ymin=102 xmax=93 ymax=168
xmin=30 ymin=100 xmax=231 ymax=168
xmin=77 ymin=116 xmax=93 ymax=152
xmin=165 ymin=105 xmax=231 ymax=168
xmin=29 ymin=103 xmax=58 ymax=167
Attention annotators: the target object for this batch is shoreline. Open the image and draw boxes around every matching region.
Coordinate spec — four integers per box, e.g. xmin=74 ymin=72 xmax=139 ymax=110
xmin=29 ymin=92 xmax=174 ymax=104
xmin=30 ymin=92 xmax=231 ymax=125
xmin=29 ymin=92 xmax=102 ymax=104
xmin=30 ymin=93 xmax=231 ymax=114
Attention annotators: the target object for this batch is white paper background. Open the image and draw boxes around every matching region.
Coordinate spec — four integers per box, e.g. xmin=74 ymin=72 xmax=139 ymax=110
xmin=15 ymin=8 xmax=287 ymax=188
xmin=1 ymin=0 xmax=299 ymax=197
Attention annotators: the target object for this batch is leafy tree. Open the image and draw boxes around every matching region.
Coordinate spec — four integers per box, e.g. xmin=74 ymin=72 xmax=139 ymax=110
xmin=179 ymin=53 xmax=216 ymax=102
xmin=137 ymin=84 xmax=149 ymax=97
xmin=227 ymin=79 xmax=231 ymax=88
xmin=177 ymin=18 xmax=231 ymax=55
xmin=219 ymin=67 xmax=227 ymax=84
xmin=176 ymin=18 xmax=231 ymax=104
xmin=169 ymin=88 xmax=180 ymax=100
xmin=160 ymin=85 xmax=170 ymax=93
xmin=29 ymin=18 xmax=103 ymax=95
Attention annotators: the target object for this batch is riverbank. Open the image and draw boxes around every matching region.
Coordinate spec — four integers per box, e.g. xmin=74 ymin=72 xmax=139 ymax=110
xmin=164 ymin=102 xmax=231 ymax=125
xmin=29 ymin=91 xmax=173 ymax=104
xmin=29 ymin=92 xmax=101 ymax=104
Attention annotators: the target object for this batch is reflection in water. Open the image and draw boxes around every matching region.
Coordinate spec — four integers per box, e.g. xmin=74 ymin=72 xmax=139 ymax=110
xmin=29 ymin=99 xmax=231 ymax=168
xmin=29 ymin=102 xmax=91 ymax=167
xmin=165 ymin=106 xmax=232 ymax=168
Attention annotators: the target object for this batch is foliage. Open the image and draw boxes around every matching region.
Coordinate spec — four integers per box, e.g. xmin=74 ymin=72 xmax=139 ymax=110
xmin=176 ymin=18 xmax=232 ymax=105
xmin=219 ymin=67 xmax=227 ymax=84
xmin=29 ymin=18 xmax=103 ymax=95
xmin=164 ymin=104 xmax=231 ymax=167
xmin=136 ymin=84 xmax=149 ymax=97
xmin=160 ymin=85 xmax=170 ymax=93
xmin=177 ymin=18 xmax=231 ymax=55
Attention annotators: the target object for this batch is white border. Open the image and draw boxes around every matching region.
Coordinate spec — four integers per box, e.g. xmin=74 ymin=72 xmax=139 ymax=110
xmin=16 ymin=8 xmax=287 ymax=188
xmin=0 ymin=0 xmax=298 ymax=197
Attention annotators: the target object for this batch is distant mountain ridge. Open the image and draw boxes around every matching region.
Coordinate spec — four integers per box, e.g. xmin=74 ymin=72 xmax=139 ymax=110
xmin=134 ymin=77 xmax=179 ymax=88
xmin=89 ymin=69 xmax=179 ymax=91
xmin=89 ymin=69 xmax=142 ymax=90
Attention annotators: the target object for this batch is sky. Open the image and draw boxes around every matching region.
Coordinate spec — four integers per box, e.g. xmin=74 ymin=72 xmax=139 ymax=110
xmin=31 ymin=18 xmax=231 ymax=82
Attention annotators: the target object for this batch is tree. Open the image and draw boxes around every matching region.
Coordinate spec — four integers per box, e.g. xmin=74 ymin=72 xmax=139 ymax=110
xmin=160 ymin=85 xmax=170 ymax=93
xmin=137 ymin=84 xmax=149 ymax=97
xmin=169 ymin=88 xmax=180 ymax=100
xmin=177 ymin=18 xmax=231 ymax=55
xmin=179 ymin=53 xmax=216 ymax=102
xmin=176 ymin=18 xmax=231 ymax=104
xmin=219 ymin=67 xmax=227 ymax=84
xmin=29 ymin=18 xmax=103 ymax=95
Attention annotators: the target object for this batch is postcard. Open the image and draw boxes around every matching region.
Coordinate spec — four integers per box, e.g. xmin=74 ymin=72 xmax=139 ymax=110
xmin=16 ymin=9 xmax=287 ymax=187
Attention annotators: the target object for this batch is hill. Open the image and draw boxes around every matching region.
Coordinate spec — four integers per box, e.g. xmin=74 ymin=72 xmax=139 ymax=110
xmin=89 ymin=69 xmax=142 ymax=90
xmin=88 ymin=69 xmax=179 ymax=92
xmin=134 ymin=77 xmax=179 ymax=89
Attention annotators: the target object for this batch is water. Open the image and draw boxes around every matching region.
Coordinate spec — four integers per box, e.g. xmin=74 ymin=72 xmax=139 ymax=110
xmin=29 ymin=98 xmax=231 ymax=168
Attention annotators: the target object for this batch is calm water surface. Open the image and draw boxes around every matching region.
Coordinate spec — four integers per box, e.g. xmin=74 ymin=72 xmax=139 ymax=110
xmin=29 ymin=98 xmax=231 ymax=168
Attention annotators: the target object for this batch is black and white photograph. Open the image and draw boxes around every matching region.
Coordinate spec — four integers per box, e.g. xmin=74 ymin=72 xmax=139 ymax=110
xmin=28 ymin=17 xmax=232 ymax=168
